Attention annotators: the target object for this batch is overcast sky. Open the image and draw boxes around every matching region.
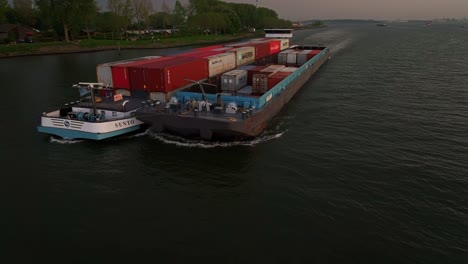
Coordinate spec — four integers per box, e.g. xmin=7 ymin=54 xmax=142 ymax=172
xmin=100 ymin=0 xmax=468 ymax=21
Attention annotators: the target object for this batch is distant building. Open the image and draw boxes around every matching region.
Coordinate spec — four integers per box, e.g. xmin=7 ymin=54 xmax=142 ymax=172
xmin=0 ymin=24 xmax=35 ymax=43
xmin=292 ymin=21 xmax=304 ymax=27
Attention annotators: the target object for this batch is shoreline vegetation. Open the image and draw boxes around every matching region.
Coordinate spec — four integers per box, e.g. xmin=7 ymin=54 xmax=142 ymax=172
xmin=0 ymin=32 xmax=262 ymax=58
xmin=0 ymin=25 xmax=325 ymax=59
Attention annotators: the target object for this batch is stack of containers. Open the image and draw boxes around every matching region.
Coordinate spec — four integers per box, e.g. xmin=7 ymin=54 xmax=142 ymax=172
xmin=252 ymin=39 xmax=281 ymax=56
xmin=237 ymin=64 xmax=257 ymax=85
xmin=226 ymin=46 xmax=256 ymax=67
xmin=96 ymin=56 xmax=163 ymax=95
xmin=105 ymin=56 xmax=174 ymax=94
xmin=220 ymin=69 xmax=248 ymax=92
xmin=252 ymin=65 xmax=286 ymax=94
xmin=236 ymin=41 xmax=270 ymax=60
xmin=128 ymin=56 xmax=209 ymax=98
xmin=204 ymin=53 xmax=236 ymax=78
xmin=278 ymin=50 xmax=302 ymax=65
xmin=174 ymin=49 xmax=235 ymax=78
xmin=267 ymin=67 xmax=298 ymax=89
xmin=246 ymin=65 xmax=269 ymax=85
xmin=296 ymin=49 xmax=322 ymax=65
xmin=275 ymin=38 xmax=290 ymax=51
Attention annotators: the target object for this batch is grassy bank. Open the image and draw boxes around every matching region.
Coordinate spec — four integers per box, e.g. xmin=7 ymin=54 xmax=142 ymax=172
xmin=0 ymin=32 xmax=262 ymax=58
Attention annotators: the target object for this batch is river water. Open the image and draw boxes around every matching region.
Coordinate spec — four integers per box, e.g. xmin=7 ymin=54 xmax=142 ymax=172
xmin=1 ymin=22 xmax=467 ymax=263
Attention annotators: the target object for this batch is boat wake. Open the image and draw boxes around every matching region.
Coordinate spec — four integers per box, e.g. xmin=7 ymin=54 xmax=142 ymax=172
xmin=300 ymin=28 xmax=355 ymax=55
xmin=146 ymin=130 xmax=285 ymax=148
xmin=49 ymin=137 xmax=85 ymax=144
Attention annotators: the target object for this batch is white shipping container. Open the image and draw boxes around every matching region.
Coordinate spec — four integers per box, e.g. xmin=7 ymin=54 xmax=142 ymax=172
xmin=227 ymin=46 xmax=255 ymax=66
xmin=287 ymin=50 xmax=300 ymax=64
xmin=279 ymin=39 xmax=289 ymax=50
xmin=221 ymin=69 xmax=248 ymax=92
xmin=206 ymin=53 xmax=236 ymax=77
xmin=96 ymin=56 xmax=161 ymax=87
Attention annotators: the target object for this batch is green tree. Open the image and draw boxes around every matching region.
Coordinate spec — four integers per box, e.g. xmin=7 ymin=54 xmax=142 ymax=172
xmin=108 ymin=0 xmax=133 ymax=39
xmin=228 ymin=3 xmax=257 ymax=30
xmin=78 ymin=0 xmax=97 ymax=39
xmin=13 ymin=0 xmax=35 ymax=26
xmin=0 ymin=0 xmax=9 ymax=24
xmin=131 ymin=0 xmax=152 ymax=37
xmin=35 ymin=0 xmax=98 ymax=42
xmin=172 ymin=0 xmax=186 ymax=26
xmin=160 ymin=0 xmax=170 ymax=29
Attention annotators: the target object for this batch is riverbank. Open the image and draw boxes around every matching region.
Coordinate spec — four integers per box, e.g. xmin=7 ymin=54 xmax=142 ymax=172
xmin=0 ymin=32 xmax=262 ymax=58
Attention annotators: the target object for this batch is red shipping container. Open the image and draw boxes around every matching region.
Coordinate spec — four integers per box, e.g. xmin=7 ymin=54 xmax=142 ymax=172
xmin=267 ymin=40 xmax=281 ymax=55
xmin=129 ymin=56 xmax=209 ymax=92
xmin=111 ymin=57 xmax=173 ymax=89
xmin=307 ymin=49 xmax=322 ymax=60
xmin=267 ymin=71 xmax=292 ymax=89
xmin=238 ymin=42 xmax=270 ymax=60
xmin=247 ymin=65 xmax=269 ymax=85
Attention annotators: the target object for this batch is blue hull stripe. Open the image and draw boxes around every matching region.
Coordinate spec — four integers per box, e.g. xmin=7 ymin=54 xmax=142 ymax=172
xmin=37 ymin=125 xmax=141 ymax=140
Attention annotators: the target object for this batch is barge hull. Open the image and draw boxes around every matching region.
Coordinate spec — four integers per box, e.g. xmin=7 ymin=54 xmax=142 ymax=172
xmin=136 ymin=48 xmax=329 ymax=141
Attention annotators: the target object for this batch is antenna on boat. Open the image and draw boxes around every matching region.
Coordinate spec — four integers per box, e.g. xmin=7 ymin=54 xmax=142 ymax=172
xmin=184 ymin=79 xmax=216 ymax=101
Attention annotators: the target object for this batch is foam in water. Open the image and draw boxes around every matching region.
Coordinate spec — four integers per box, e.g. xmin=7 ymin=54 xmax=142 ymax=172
xmin=147 ymin=130 xmax=285 ymax=148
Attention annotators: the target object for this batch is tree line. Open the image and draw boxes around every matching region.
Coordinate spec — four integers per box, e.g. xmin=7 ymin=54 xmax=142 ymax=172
xmin=0 ymin=0 xmax=293 ymax=42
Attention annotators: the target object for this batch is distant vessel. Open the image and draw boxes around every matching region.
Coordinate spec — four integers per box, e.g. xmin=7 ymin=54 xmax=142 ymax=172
xmin=37 ymin=83 xmax=146 ymax=140
xmin=134 ymin=29 xmax=330 ymax=141
xmin=376 ymin=23 xmax=387 ymax=27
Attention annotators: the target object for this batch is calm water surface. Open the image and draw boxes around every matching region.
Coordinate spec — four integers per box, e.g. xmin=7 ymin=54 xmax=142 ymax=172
xmin=1 ymin=22 xmax=467 ymax=263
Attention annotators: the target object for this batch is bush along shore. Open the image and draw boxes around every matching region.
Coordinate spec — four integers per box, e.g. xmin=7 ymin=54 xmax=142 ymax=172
xmin=0 ymin=33 xmax=262 ymax=58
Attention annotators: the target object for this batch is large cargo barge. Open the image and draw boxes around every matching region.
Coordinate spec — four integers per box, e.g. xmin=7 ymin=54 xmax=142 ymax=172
xmin=134 ymin=29 xmax=330 ymax=141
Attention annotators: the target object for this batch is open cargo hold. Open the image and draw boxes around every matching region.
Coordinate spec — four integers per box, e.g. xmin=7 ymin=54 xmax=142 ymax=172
xmin=267 ymin=71 xmax=293 ymax=90
xmin=297 ymin=49 xmax=322 ymax=65
xmin=278 ymin=50 xmax=302 ymax=65
xmin=129 ymin=56 xmax=209 ymax=93
xmin=246 ymin=65 xmax=269 ymax=85
xmin=174 ymin=48 xmax=329 ymax=111
xmin=252 ymin=65 xmax=286 ymax=94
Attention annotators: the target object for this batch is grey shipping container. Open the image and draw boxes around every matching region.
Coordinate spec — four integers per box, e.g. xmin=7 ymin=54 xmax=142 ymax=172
xmin=221 ymin=69 xmax=248 ymax=92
